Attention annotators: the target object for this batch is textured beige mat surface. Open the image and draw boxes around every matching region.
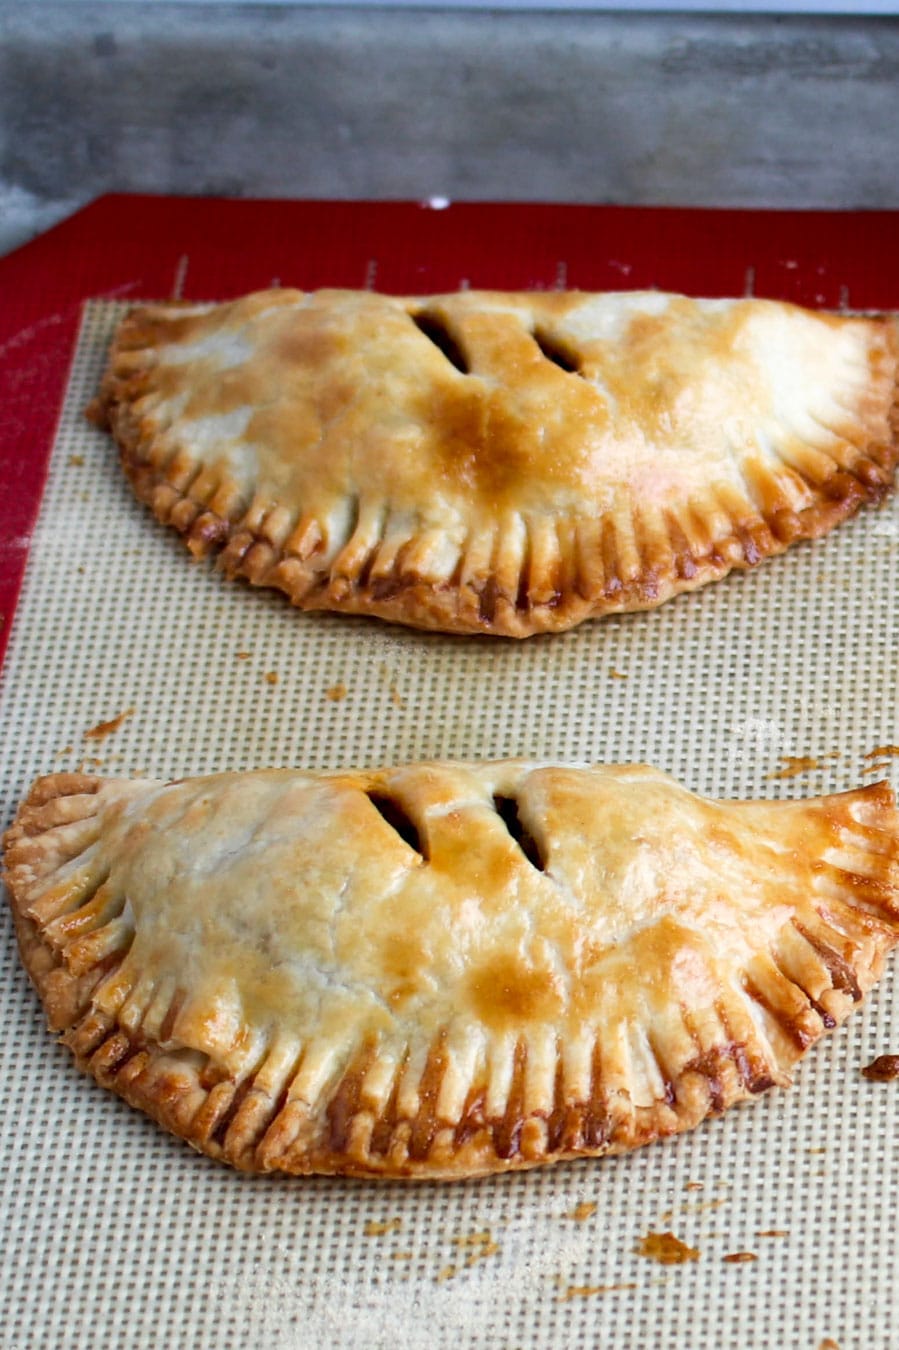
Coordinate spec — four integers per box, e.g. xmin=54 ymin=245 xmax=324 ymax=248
xmin=2 ymin=301 xmax=899 ymax=1348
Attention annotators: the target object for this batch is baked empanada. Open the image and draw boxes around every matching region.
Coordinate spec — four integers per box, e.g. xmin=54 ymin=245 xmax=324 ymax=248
xmin=92 ymin=288 xmax=898 ymax=637
xmin=6 ymin=762 xmax=899 ymax=1179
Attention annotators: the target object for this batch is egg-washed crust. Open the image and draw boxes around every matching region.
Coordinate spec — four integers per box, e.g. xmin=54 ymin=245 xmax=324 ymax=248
xmin=6 ymin=764 xmax=899 ymax=1180
xmin=91 ymin=289 xmax=899 ymax=638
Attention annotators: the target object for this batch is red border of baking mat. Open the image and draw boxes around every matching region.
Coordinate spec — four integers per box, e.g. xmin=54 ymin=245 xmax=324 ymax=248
xmin=2 ymin=193 xmax=899 ymax=671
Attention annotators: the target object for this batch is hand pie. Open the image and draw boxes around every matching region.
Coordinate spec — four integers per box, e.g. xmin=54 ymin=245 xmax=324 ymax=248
xmin=92 ymin=289 xmax=898 ymax=638
xmin=6 ymin=762 xmax=899 ymax=1179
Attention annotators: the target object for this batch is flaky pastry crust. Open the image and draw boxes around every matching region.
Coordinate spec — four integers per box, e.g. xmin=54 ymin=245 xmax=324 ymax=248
xmin=92 ymin=289 xmax=899 ymax=638
xmin=6 ymin=763 xmax=899 ymax=1179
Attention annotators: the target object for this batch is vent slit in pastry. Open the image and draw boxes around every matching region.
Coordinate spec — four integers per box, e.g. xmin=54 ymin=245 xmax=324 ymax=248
xmin=94 ymin=289 xmax=899 ymax=637
xmin=410 ymin=310 xmax=469 ymax=375
xmin=531 ymin=326 xmax=582 ymax=375
xmin=366 ymin=792 xmax=425 ymax=858
xmin=6 ymin=761 xmax=899 ymax=1180
xmin=492 ymin=794 xmax=545 ymax=871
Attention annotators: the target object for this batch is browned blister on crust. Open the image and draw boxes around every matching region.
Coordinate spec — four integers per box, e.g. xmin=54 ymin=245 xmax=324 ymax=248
xmin=6 ymin=763 xmax=899 ymax=1179
xmin=93 ymin=289 xmax=899 ymax=637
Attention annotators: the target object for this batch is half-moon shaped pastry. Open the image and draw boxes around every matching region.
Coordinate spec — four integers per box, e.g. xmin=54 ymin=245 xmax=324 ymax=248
xmin=6 ymin=763 xmax=899 ymax=1179
xmin=92 ymin=289 xmax=899 ymax=637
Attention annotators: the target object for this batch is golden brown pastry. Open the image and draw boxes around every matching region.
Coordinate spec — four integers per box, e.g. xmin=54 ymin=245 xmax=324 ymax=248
xmin=92 ymin=289 xmax=899 ymax=638
xmin=6 ymin=762 xmax=899 ymax=1179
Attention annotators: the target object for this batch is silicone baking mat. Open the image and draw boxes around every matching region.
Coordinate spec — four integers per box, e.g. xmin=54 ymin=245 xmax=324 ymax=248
xmin=2 ymin=198 xmax=899 ymax=1349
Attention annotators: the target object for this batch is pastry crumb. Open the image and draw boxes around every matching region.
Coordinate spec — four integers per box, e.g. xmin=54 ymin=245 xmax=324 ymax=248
xmin=723 ymin=1251 xmax=757 ymax=1264
xmin=68 ymin=453 xmax=85 ymax=466
xmin=757 ymin=1229 xmax=789 ymax=1238
xmin=636 ymin=1231 xmax=699 ymax=1265
xmin=453 ymin=1231 xmax=499 ymax=1268
xmin=54 ymin=745 xmax=74 ymax=759
xmin=326 ymin=683 xmax=347 ymax=702
xmin=465 ymin=1244 xmax=498 ymax=1268
xmin=564 ymin=1201 xmax=597 ymax=1223
xmin=661 ymin=1197 xmax=725 ymax=1223
xmin=436 ymin=1265 xmax=457 ymax=1282
xmin=610 ymin=669 xmax=628 ymax=680
xmin=453 ymin=1231 xmax=493 ymax=1248
xmin=84 ymin=706 xmax=135 ymax=740
xmin=560 ymin=1283 xmax=637 ymax=1300
xmin=861 ymin=745 xmax=899 ymax=776
xmin=861 ymin=1053 xmax=899 ymax=1081
xmin=364 ymin=1218 xmax=402 ymax=1237
xmin=766 ymin=752 xmax=838 ymax=780
xmin=235 ymin=650 xmax=251 ymax=660
xmin=264 ymin=671 xmax=279 ymax=685
xmin=389 ymin=683 xmax=405 ymax=709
